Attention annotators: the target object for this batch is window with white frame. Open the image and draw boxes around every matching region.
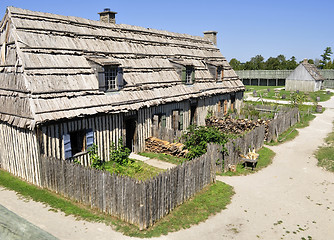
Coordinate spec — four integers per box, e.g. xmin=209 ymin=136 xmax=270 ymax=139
xmin=216 ymin=67 xmax=223 ymax=82
xmin=185 ymin=66 xmax=193 ymax=84
xmin=105 ymin=66 xmax=118 ymax=91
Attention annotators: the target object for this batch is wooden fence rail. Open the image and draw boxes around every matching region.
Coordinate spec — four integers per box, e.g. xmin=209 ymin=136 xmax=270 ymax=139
xmin=66 ymin=151 xmax=91 ymax=167
xmin=38 ymin=144 xmax=217 ymax=229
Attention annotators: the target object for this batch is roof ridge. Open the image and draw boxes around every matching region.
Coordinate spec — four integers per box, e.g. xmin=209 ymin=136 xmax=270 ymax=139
xmin=7 ymin=6 xmax=212 ymax=45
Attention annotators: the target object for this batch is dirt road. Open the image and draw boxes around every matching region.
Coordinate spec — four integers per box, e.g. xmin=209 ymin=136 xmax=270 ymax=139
xmin=1 ymin=97 xmax=334 ymax=239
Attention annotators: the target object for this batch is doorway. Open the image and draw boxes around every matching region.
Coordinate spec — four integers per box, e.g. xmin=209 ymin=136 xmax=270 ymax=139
xmin=190 ymin=103 xmax=197 ymax=125
xmin=124 ymin=117 xmax=137 ymax=152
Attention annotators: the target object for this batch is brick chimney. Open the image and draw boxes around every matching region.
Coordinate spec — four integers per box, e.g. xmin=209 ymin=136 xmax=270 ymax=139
xmin=98 ymin=8 xmax=117 ymax=24
xmin=203 ymin=31 xmax=218 ymax=46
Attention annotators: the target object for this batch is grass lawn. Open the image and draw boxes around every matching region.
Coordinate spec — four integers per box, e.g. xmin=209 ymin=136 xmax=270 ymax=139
xmin=315 ymin=123 xmax=334 ymax=172
xmin=103 ymin=159 xmax=164 ymax=181
xmin=0 ymin=169 xmax=234 ymax=238
xmin=308 ymin=90 xmax=334 ymax=102
xmin=138 ymin=152 xmax=186 ymax=165
xmin=219 ymin=147 xmax=275 ymax=176
xmin=245 ymin=85 xmax=333 ymax=102
xmin=245 ymin=85 xmax=282 ymax=92
xmin=0 ymin=169 xmax=107 ymax=223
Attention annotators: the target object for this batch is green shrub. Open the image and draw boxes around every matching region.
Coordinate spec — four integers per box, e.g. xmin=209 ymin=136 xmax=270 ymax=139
xmin=290 ymin=92 xmax=307 ymax=106
xmin=182 ymin=125 xmax=228 ymax=160
xmin=109 ymin=138 xmax=131 ymax=165
xmin=108 ymin=138 xmax=142 ymax=175
xmin=88 ymin=144 xmax=104 ymax=170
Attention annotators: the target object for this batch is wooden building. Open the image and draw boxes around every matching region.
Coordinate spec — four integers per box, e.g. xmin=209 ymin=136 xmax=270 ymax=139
xmin=285 ymin=59 xmax=324 ymax=92
xmin=0 ymin=7 xmax=244 ymax=185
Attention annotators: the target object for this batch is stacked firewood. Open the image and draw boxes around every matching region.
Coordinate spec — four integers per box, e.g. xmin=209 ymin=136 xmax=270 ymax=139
xmin=206 ymin=116 xmax=271 ymax=136
xmin=145 ymin=137 xmax=188 ymax=158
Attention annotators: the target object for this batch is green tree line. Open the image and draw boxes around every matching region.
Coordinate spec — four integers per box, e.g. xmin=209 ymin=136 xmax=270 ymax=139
xmin=230 ymin=47 xmax=334 ymax=70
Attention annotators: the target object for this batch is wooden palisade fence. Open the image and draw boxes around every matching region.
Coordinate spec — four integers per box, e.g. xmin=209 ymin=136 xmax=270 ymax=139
xmin=221 ymin=107 xmax=299 ymax=171
xmin=0 ymin=107 xmax=299 ymax=228
xmin=151 ymin=106 xmax=300 ymax=172
xmin=38 ymin=144 xmax=217 ymax=229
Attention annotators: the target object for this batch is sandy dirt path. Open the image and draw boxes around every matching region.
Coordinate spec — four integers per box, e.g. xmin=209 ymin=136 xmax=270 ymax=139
xmin=1 ymin=97 xmax=334 ymax=240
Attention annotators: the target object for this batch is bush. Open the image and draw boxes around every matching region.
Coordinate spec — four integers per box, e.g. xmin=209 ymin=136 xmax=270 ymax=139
xmin=110 ymin=138 xmax=131 ymax=165
xmin=108 ymin=138 xmax=142 ymax=175
xmin=182 ymin=125 xmax=228 ymax=160
xmin=88 ymin=144 xmax=104 ymax=170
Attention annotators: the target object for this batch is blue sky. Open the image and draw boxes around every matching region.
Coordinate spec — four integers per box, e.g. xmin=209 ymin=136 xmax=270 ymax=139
xmin=0 ymin=0 xmax=333 ymax=62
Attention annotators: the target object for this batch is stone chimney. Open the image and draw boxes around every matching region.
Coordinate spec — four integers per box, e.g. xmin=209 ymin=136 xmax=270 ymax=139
xmin=98 ymin=8 xmax=117 ymax=24
xmin=203 ymin=31 xmax=218 ymax=46
xmin=303 ymin=58 xmax=308 ymax=64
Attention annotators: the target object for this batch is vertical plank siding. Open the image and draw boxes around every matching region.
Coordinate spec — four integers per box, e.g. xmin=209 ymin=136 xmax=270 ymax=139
xmin=37 ymin=93 xmax=241 ymax=163
xmin=0 ymin=121 xmax=41 ymax=185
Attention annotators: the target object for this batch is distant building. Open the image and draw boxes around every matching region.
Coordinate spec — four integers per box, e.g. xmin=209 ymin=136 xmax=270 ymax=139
xmin=285 ymin=59 xmax=324 ymax=92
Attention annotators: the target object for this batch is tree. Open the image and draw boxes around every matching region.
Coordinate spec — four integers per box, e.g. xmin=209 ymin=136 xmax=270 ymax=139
xmin=319 ymin=47 xmax=333 ymax=69
xmin=229 ymin=58 xmax=243 ymax=70
xmin=244 ymin=55 xmax=265 ymax=70
xmin=265 ymin=57 xmax=280 ymax=70
xmin=277 ymin=54 xmax=287 ymax=69
xmin=307 ymin=59 xmax=314 ymax=64
xmin=287 ymin=56 xmax=298 ymax=69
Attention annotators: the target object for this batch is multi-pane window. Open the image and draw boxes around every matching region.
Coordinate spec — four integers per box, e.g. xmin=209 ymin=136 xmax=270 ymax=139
xmin=105 ymin=66 xmax=118 ymax=91
xmin=186 ymin=67 xmax=193 ymax=84
xmin=217 ymin=67 xmax=223 ymax=82
xmin=181 ymin=66 xmax=194 ymax=84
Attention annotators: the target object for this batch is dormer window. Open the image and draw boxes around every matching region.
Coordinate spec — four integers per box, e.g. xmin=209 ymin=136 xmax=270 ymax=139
xmin=182 ymin=66 xmax=195 ymax=85
xmin=98 ymin=65 xmax=123 ymax=92
xmin=105 ymin=66 xmax=118 ymax=90
xmin=216 ymin=66 xmax=223 ymax=82
xmin=186 ymin=67 xmax=192 ymax=84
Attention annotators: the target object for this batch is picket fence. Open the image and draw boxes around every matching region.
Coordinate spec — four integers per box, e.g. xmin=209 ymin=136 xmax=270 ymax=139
xmin=39 ymin=144 xmax=217 ymax=229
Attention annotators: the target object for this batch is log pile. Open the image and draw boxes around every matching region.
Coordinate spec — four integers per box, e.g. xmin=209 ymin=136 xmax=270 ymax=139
xmin=145 ymin=137 xmax=188 ymax=158
xmin=206 ymin=116 xmax=271 ymax=137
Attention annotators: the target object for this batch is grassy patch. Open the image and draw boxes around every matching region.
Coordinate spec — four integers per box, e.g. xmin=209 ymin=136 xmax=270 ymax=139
xmin=103 ymin=159 xmax=164 ymax=181
xmin=308 ymin=90 xmax=334 ymax=102
xmin=0 ymin=169 xmax=234 ymax=238
xmin=315 ymin=123 xmax=334 ymax=172
xmin=219 ymin=147 xmax=275 ymax=176
xmin=245 ymin=85 xmax=333 ymax=103
xmin=0 ymin=169 xmax=108 ymax=222
xmin=119 ymin=182 xmax=234 ymax=237
xmin=138 ymin=152 xmax=186 ymax=165
xmin=245 ymin=85 xmax=282 ymax=92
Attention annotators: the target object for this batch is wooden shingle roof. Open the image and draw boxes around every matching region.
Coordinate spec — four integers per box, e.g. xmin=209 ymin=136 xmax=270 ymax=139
xmin=301 ymin=62 xmax=324 ymax=81
xmin=0 ymin=7 xmax=244 ymax=129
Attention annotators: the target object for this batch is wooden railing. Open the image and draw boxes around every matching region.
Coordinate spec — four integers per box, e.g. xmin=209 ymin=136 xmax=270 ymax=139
xmin=66 ymin=151 xmax=91 ymax=167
